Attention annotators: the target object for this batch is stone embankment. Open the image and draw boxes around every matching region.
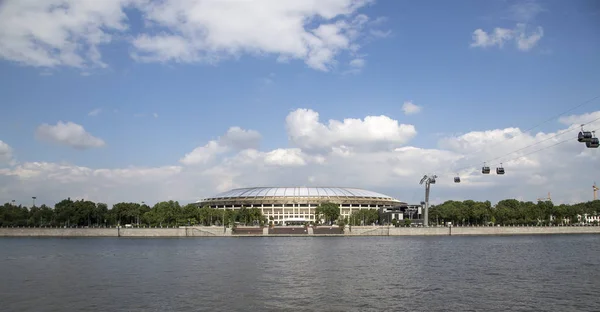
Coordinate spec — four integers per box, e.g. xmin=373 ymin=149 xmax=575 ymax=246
xmin=0 ymin=226 xmax=230 ymax=237
xmin=1 ymin=225 xmax=600 ymax=237
xmin=346 ymin=226 xmax=600 ymax=236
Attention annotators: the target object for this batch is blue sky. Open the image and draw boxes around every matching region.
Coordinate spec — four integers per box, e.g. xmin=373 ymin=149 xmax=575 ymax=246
xmin=0 ymin=0 xmax=599 ymax=206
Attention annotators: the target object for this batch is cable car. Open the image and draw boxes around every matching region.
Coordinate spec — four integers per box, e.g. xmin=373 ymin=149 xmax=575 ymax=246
xmin=578 ymin=125 xmax=593 ymax=143
xmin=454 ymin=175 xmax=461 ymax=183
xmin=482 ymin=163 xmax=490 ymax=174
xmin=586 ymin=132 xmax=599 ymax=148
xmin=496 ymin=163 xmax=505 ymax=175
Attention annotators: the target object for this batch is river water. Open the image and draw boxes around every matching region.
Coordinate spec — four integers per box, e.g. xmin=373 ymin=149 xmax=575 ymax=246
xmin=1 ymin=235 xmax=599 ymax=311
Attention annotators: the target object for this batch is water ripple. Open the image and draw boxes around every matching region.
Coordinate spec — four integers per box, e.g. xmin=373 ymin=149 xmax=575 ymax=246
xmin=0 ymin=235 xmax=599 ymax=311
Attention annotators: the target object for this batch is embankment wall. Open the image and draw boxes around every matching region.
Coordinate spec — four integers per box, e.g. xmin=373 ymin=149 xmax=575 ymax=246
xmin=1 ymin=226 xmax=599 ymax=237
xmin=347 ymin=226 xmax=600 ymax=236
xmin=0 ymin=227 xmax=230 ymax=237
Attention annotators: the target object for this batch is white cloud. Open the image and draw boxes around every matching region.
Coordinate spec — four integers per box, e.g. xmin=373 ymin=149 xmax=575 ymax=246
xmin=402 ymin=101 xmax=422 ymax=115
xmin=2 ymin=109 xmax=600 ymax=207
xmin=219 ymin=127 xmax=262 ymax=150
xmin=470 ymin=23 xmax=543 ymax=51
xmin=179 ymin=141 xmax=227 ymax=166
xmin=0 ymin=0 xmax=387 ymax=72
xmin=285 ymin=108 xmax=417 ymax=152
xmin=35 ymin=121 xmax=106 ymax=150
xmin=349 ymin=58 xmax=365 ymax=68
xmin=131 ymin=1 xmax=375 ymax=71
xmin=559 ymin=111 xmax=600 ymax=126
xmin=179 ymin=126 xmax=262 ymax=165
xmin=153 ymin=112 xmax=159 ymax=118
xmin=0 ymin=0 xmax=137 ymax=68
xmin=264 ymin=148 xmax=307 ymax=167
xmin=0 ymin=140 xmax=13 ymax=163
xmin=88 ymin=108 xmax=102 ymax=116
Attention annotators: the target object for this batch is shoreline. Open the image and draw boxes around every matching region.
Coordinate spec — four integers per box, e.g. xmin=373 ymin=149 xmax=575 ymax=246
xmin=1 ymin=226 xmax=600 ymax=237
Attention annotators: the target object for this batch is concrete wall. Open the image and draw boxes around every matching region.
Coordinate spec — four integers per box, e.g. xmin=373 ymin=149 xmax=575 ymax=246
xmin=347 ymin=226 xmax=600 ymax=236
xmin=450 ymin=226 xmax=600 ymax=236
xmin=0 ymin=226 xmax=230 ymax=237
xmin=1 ymin=226 xmax=599 ymax=237
xmin=0 ymin=228 xmax=116 ymax=237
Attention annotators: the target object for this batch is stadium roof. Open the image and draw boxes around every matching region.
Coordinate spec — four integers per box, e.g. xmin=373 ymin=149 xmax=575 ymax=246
xmin=205 ymin=187 xmax=397 ymax=201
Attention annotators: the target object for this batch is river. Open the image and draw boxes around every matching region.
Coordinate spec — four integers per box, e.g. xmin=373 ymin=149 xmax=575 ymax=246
xmin=1 ymin=235 xmax=599 ymax=311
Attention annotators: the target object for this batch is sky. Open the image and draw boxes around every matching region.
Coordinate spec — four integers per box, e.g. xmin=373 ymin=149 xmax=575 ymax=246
xmin=0 ymin=0 xmax=599 ymax=207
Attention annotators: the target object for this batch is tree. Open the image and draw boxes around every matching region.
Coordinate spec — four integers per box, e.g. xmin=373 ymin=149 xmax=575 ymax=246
xmin=315 ymin=202 xmax=340 ymax=225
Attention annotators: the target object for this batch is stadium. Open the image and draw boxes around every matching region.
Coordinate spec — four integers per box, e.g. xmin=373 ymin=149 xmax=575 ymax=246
xmin=196 ymin=187 xmax=405 ymax=225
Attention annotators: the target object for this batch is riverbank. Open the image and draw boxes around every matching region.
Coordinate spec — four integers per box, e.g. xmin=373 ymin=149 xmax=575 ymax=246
xmin=1 ymin=225 xmax=600 ymax=237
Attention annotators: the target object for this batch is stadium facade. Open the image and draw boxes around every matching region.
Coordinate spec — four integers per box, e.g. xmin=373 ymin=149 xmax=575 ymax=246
xmin=196 ymin=187 xmax=405 ymax=225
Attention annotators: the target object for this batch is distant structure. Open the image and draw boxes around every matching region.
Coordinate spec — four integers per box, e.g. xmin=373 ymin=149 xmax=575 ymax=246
xmin=420 ymin=174 xmax=437 ymax=227
xmin=379 ymin=204 xmax=423 ymax=225
xmin=196 ymin=187 xmax=403 ymax=225
xmin=593 ymin=182 xmax=598 ymax=201
xmin=537 ymin=192 xmax=551 ymax=202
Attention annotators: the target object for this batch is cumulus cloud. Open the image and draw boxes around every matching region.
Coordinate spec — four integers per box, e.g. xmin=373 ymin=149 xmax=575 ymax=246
xmin=0 ymin=0 xmax=384 ymax=72
xmin=0 ymin=0 xmax=137 ymax=68
xmin=2 ymin=109 xmax=600 ymax=208
xmin=0 ymin=140 xmax=13 ymax=163
xmin=285 ymin=108 xmax=417 ymax=152
xmin=179 ymin=126 xmax=262 ymax=165
xmin=35 ymin=121 xmax=106 ymax=150
xmin=131 ymin=0 xmax=374 ymax=71
xmin=402 ymin=101 xmax=422 ymax=115
xmin=264 ymin=148 xmax=307 ymax=167
xmin=470 ymin=23 xmax=543 ymax=51
xmin=558 ymin=111 xmax=600 ymax=127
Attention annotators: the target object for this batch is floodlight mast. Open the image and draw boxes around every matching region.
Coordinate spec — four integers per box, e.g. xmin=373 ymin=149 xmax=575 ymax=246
xmin=419 ymin=174 xmax=437 ymax=227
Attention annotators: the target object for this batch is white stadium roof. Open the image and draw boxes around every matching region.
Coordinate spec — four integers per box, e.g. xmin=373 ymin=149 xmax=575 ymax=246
xmin=204 ymin=187 xmax=397 ymax=200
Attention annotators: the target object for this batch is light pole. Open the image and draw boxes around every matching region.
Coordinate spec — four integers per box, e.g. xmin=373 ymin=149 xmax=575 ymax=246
xmin=419 ymin=174 xmax=437 ymax=227
xmin=32 ymin=196 xmax=36 ymax=208
xmin=140 ymin=201 xmax=145 ymax=226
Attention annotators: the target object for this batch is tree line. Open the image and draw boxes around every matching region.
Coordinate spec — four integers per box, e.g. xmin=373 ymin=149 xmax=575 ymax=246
xmin=1 ymin=197 xmax=599 ymax=227
xmin=0 ymin=198 xmax=265 ymax=227
xmin=429 ymin=199 xmax=600 ymax=226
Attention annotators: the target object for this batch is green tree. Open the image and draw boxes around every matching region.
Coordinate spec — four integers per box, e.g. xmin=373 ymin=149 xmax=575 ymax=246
xmin=315 ymin=202 xmax=340 ymax=225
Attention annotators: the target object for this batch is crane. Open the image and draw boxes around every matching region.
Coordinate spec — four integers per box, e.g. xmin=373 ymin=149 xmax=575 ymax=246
xmin=594 ymin=182 xmax=598 ymax=201
xmin=537 ymin=192 xmax=551 ymax=202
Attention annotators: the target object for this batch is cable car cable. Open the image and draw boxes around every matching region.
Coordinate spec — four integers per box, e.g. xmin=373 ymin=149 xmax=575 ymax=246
xmin=451 ymin=114 xmax=600 ymax=175
xmin=451 ymin=94 xmax=600 ymax=164
xmin=486 ymin=128 xmax=598 ymax=168
xmin=485 ymin=115 xmax=600 ymax=165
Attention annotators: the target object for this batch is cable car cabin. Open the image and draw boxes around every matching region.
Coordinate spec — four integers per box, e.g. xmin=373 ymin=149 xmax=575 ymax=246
xmin=586 ymin=138 xmax=599 ymax=148
xmin=496 ymin=167 xmax=505 ymax=175
xmin=578 ymin=131 xmax=593 ymax=142
xmin=482 ymin=166 xmax=490 ymax=174
xmin=454 ymin=176 xmax=461 ymax=183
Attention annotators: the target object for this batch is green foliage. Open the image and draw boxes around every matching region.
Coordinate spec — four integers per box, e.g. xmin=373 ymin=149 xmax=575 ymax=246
xmin=0 ymin=199 xmax=264 ymax=227
xmin=315 ymin=202 xmax=340 ymax=225
xmin=349 ymin=209 xmax=379 ymax=226
xmin=429 ymin=199 xmax=600 ymax=226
